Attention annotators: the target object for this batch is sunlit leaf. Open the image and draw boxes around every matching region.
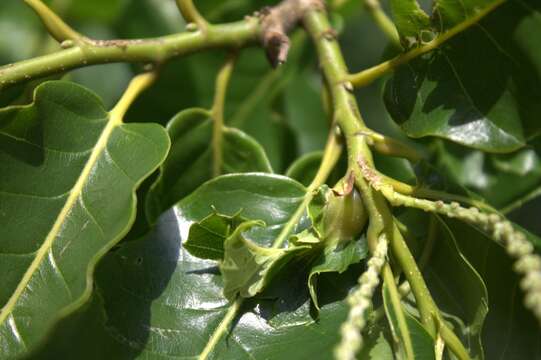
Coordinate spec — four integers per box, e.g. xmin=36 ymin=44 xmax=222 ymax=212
xmin=0 ymin=81 xmax=169 ymax=357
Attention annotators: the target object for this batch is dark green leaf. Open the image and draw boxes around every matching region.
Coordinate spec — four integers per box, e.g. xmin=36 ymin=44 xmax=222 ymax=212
xmin=31 ymin=174 xmax=360 ymax=359
xmin=0 ymin=81 xmax=169 ymax=357
xmin=383 ymin=284 xmax=436 ymax=360
xmin=385 ymin=0 xmax=541 ymax=152
xmin=145 ymin=108 xmax=272 ymax=223
xmin=308 ymin=237 xmax=368 ymax=309
xmin=390 ymin=0 xmax=431 ymax=47
xmin=448 ymin=219 xmax=541 ymax=360
xmin=433 ymin=139 xmax=541 ymax=210
xmin=184 ymin=210 xmax=247 ymax=260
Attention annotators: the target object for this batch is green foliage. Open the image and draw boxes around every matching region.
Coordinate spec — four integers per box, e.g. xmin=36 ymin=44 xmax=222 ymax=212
xmin=0 ymin=81 xmax=169 ymax=357
xmin=1 ymin=0 xmax=540 ymax=359
xmin=385 ymin=0 xmax=541 ymax=153
xmin=145 ymin=108 xmax=272 ymax=223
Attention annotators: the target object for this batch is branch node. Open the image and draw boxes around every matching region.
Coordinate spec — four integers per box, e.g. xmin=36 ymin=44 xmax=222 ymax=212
xmin=60 ymin=40 xmax=75 ymax=49
xmin=259 ymin=0 xmax=324 ymax=68
xmin=185 ymin=22 xmax=199 ymax=32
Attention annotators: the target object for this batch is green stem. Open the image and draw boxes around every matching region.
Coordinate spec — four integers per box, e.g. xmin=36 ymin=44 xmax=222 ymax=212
xmin=376 ymin=173 xmax=496 ymax=213
xmin=347 ymin=0 xmax=505 ymax=88
xmin=0 ymin=19 xmax=259 ymax=91
xmin=303 ymin=8 xmax=470 ymax=360
xmin=363 ymin=0 xmax=401 ymax=48
xmin=175 ymin=0 xmax=209 ymax=31
xmin=211 ymin=55 xmax=236 ymax=177
xmin=500 ymin=186 xmax=541 ymax=215
xmin=370 ymin=215 xmax=437 ymax=324
xmin=197 ymin=126 xmax=342 ymax=358
xmin=198 ymin=297 xmax=243 ymax=360
xmin=382 ymin=264 xmax=415 ymax=360
xmin=272 ymin=129 xmax=342 ymax=248
xmin=370 ymin=134 xmax=424 ymax=162
xmin=23 ymin=0 xmax=85 ymax=43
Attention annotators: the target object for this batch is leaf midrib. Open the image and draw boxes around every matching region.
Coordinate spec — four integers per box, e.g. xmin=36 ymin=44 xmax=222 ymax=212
xmin=0 ymin=113 xmax=121 ymax=326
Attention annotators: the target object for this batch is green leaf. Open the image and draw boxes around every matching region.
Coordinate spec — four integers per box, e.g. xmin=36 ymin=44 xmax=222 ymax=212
xmin=383 ymin=284 xmax=436 ymax=360
xmin=283 ymin=68 xmax=328 ymax=154
xmin=385 ymin=0 xmax=541 ymax=152
xmin=390 ymin=0 xmax=431 ymax=47
xmin=145 ymin=108 xmax=272 ymax=223
xmin=447 ymin=219 xmax=541 ymax=360
xmin=434 ymin=139 xmax=541 ymax=209
xmin=221 ymin=220 xmax=310 ymax=300
xmin=285 ymin=150 xmax=323 ymax=186
xmin=184 ymin=210 xmax=247 ymax=260
xmin=357 ymin=323 xmax=395 ymax=360
xmin=308 ymin=237 xmax=368 ymax=309
xmin=0 ymin=81 xmax=169 ymax=357
xmin=400 ymin=211 xmax=489 ymax=359
xmin=31 ymin=174 xmax=361 ymax=359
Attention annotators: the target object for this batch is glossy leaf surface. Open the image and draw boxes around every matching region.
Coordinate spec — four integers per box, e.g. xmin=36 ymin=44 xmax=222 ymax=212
xmin=31 ymin=174 xmax=369 ymax=359
xmin=385 ymin=0 xmax=541 ymax=152
xmin=0 ymin=81 xmax=169 ymax=357
xmin=145 ymin=108 xmax=272 ymax=223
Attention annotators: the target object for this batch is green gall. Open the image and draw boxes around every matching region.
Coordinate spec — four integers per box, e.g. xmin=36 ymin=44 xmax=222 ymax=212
xmin=322 ymin=186 xmax=367 ymax=243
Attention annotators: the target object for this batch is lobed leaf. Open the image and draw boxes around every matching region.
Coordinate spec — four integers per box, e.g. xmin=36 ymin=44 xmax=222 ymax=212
xmin=0 ymin=81 xmax=169 ymax=357
xmin=145 ymin=108 xmax=272 ymax=223
xmin=30 ymin=174 xmax=367 ymax=359
xmin=390 ymin=0 xmax=431 ymax=47
xmin=385 ymin=0 xmax=541 ymax=152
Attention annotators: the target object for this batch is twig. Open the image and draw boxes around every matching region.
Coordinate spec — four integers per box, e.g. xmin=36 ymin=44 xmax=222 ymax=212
xmin=175 ymin=0 xmax=209 ymax=32
xmin=0 ymin=19 xmax=259 ymax=91
xmin=211 ymin=55 xmax=237 ymax=177
xmin=259 ymin=0 xmax=324 ymax=67
xmin=363 ymin=0 xmax=401 ymax=48
xmin=23 ymin=0 xmax=85 ymax=43
xmin=347 ymin=0 xmax=505 ymax=88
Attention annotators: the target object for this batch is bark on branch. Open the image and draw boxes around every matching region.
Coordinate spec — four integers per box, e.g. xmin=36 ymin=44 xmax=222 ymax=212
xmin=259 ymin=0 xmax=324 ymax=67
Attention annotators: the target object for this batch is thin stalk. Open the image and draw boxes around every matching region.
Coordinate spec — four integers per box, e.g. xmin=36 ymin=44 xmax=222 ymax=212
xmin=501 ymin=186 xmax=541 ymax=215
xmin=175 ymin=0 xmax=209 ymax=31
xmin=382 ymin=264 xmax=415 ymax=359
xmin=347 ymin=0 xmax=505 ymax=88
xmin=0 ymin=19 xmax=260 ymax=91
xmin=363 ymin=0 xmax=401 ymax=48
xmin=110 ymin=72 xmax=157 ymax=121
xmin=211 ymin=55 xmax=236 ymax=177
xmin=272 ymin=129 xmax=343 ymax=248
xmin=197 ymin=126 xmax=342 ymax=358
xmin=303 ymin=8 xmax=470 ymax=359
xmin=23 ymin=0 xmax=84 ymax=43
xmin=198 ymin=297 xmax=243 ymax=360
xmin=375 ymin=172 xmax=496 ymax=213
xmin=370 ymin=215 xmax=438 ymax=324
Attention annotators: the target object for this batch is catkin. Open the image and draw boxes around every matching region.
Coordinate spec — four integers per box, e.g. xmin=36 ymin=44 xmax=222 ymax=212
xmin=357 ymin=156 xmax=541 ymax=324
xmin=334 ymin=235 xmax=388 ymax=360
